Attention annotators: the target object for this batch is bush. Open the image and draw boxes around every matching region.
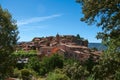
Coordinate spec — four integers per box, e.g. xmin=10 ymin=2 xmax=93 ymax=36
xmin=46 ymin=69 xmax=70 ymax=80
xmin=64 ymin=63 xmax=89 ymax=80
xmin=87 ymin=75 xmax=95 ymax=80
xmin=39 ymin=54 xmax=64 ymax=76
xmin=115 ymin=69 xmax=120 ymax=80
xmin=21 ymin=69 xmax=32 ymax=80
xmin=46 ymin=73 xmax=70 ymax=80
xmin=12 ymin=68 xmax=21 ymax=78
xmin=48 ymin=54 xmax=63 ymax=69
xmin=26 ymin=57 xmax=41 ymax=73
xmin=13 ymin=50 xmax=37 ymax=58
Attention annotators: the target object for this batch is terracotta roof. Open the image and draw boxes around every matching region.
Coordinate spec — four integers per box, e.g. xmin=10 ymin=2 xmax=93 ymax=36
xmin=51 ymin=47 xmax=59 ymax=53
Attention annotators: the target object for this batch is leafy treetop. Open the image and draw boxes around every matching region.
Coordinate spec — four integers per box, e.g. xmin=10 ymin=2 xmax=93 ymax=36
xmin=77 ymin=0 xmax=120 ymax=46
xmin=0 ymin=6 xmax=19 ymax=79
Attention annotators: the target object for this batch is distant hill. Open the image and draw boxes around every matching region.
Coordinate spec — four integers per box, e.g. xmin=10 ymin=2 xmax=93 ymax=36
xmin=88 ymin=43 xmax=107 ymax=51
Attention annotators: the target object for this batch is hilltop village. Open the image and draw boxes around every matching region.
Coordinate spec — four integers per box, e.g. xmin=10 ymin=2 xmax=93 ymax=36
xmin=17 ymin=34 xmax=101 ymax=61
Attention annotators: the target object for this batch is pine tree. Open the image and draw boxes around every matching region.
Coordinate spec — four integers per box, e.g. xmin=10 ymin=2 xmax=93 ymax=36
xmin=0 ymin=6 xmax=19 ymax=79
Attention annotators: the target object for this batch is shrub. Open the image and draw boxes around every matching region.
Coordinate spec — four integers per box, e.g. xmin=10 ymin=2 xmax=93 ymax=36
xmin=12 ymin=68 xmax=21 ymax=78
xmin=40 ymin=54 xmax=64 ymax=76
xmin=115 ymin=69 xmax=120 ymax=80
xmin=26 ymin=57 xmax=41 ymax=73
xmin=21 ymin=69 xmax=32 ymax=80
xmin=46 ymin=69 xmax=70 ymax=80
xmin=64 ymin=63 xmax=89 ymax=80
xmin=87 ymin=75 xmax=95 ymax=80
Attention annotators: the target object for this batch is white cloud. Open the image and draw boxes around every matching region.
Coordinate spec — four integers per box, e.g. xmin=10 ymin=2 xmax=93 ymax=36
xmin=19 ymin=25 xmax=47 ymax=32
xmin=17 ymin=14 xmax=62 ymax=26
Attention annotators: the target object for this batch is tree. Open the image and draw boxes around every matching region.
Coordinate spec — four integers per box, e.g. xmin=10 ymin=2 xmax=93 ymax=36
xmin=84 ymin=54 xmax=97 ymax=73
xmin=64 ymin=63 xmax=89 ymax=80
xmin=39 ymin=54 xmax=63 ymax=76
xmin=46 ymin=68 xmax=70 ymax=80
xmin=26 ymin=57 xmax=41 ymax=73
xmin=77 ymin=0 xmax=120 ymax=47
xmin=77 ymin=0 xmax=120 ymax=79
xmin=21 ymin=69 xmax=32 ymax=80
xmin=92 ymin=41 xmax=120 ymax=80
xmin=76 ymin=34 xmax=81 ymax=39
xmin=0 ymin=6 xmax=19 ymax=79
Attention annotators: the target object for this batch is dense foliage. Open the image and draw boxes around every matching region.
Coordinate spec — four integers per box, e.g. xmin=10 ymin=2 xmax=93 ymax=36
xmin=0 ymin=6 xmax=19 ymax=79
xmin=12 ymin=51 xmax=101 ymax=80
xmin=40 ymin=54 xmax=63 ymax=75
xmin=26 ymin=57 xmax=40 ymax=73
xmin=1 ymin=0 xmax=120 ymax=79
xmin=12 ymin=50 xmax=37 ymax=69
xmin=46 ymin=68 xmax=70 ymax=80
xmin=77 ymin=0 xmax=120 ymax=79
xmin=64 ymin=63 xmax=89 ymax=80
xmin=13 ymin=50 xmax=37 ymax=58
xmin=77 ymin=0 xmax=120 ymax=45
xmin=21 ymin=69 xmax=32 ymax=80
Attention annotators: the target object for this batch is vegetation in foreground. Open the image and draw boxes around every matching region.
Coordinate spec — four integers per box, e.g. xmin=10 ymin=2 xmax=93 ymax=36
xmin=12 ymin=52 xmax=95 ymax=80
xmin=0 ymin=6 xmax=19 ymax=79
xmin=0 ymin=0 xmax=120 ymax=79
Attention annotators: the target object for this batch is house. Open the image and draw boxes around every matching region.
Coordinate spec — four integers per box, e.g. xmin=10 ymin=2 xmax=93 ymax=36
xmin=16 ymin=34 xmax=102 ymax=61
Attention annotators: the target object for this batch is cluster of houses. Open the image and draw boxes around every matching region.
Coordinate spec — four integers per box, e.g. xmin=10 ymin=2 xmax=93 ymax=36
xmin=17 ymin=34 xmax=101 ymax=61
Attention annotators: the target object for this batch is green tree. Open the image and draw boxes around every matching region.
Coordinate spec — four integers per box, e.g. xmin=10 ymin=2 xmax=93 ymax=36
xmin=76 ymin=34 xmax=81 ymax=39
xmin=64 ymin=63 xmax=89 ymax=80
xmin=48 ymin=54 xmax=63 ymax=70
xmin=93 ymin=42 xmax=120 ymax=80
xmin=21 ymin=69 xmax=32 ymax=80
xmin=26 ymin=57 xmax=41 ymax=73
xmin=46 ymin=68 xmax=70 ymax=80
xmin=77 ymin=0 xmax=120 ymax=79
xmin=77 ymin=0 xmax=120 ymax=46
xmin=40 ymin=54 xmax=63 ymax=76
xmin=0 ymin=6 xmax=19 ymax=79
xmin=84 ymin=55 xmax=96 ymax=74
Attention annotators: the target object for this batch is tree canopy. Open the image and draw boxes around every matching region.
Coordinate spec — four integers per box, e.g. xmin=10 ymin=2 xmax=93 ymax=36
xmin=77 ymin=0 xmax=120 ymax=46
xmin=0 ymin=6 xmax=19 ymax=79
xmin=77 ymin=0 xmax=120 ymax=79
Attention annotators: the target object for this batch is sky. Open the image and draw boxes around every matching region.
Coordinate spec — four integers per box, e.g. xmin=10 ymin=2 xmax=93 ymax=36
xmin=0 ymin=0 xmax=102 ymax=43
